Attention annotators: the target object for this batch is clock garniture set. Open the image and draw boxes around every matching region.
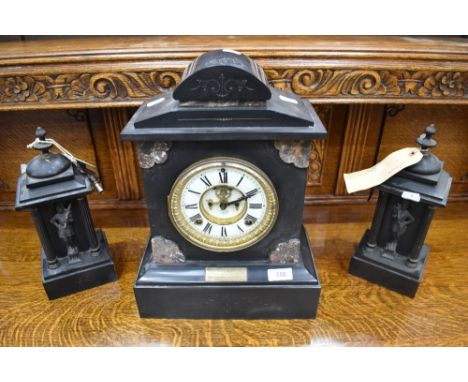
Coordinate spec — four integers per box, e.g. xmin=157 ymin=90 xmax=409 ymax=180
xmin=121 ymin=49 xmax=327 ymax=319
xmin=15 ymin=49 xmax=451 ymax=317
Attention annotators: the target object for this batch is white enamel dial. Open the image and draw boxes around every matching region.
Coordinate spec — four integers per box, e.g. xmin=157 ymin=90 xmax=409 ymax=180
xmin=168 ymin=157 xmax=279 ymax=252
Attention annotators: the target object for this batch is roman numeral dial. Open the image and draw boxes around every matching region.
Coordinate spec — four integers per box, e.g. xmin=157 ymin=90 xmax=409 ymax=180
xmin=168 ymin=157 xmax=279 ymax=252
xmin=200 ymin=175 xmax=212 ymax=187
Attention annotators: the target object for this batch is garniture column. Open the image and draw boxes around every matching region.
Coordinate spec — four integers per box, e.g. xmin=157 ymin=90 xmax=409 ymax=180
xmin=77 ymin=198 xmax=100 ymax=254
xmin=366 ymin=191 xmax=389 ymax=248
xmin=31 ymin=209 xmax=59 ymax=268
xmin=407 ymin=206 xmax=435 ymax=265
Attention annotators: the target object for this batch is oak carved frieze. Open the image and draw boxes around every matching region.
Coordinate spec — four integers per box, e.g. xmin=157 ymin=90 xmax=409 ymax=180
xmin=0 ymin=71 xmax=182 ymax=106
xmin=0 ymin=68 xmax=467 ymax=108
xmin=266 ymin=69 xmax=467 ymax=99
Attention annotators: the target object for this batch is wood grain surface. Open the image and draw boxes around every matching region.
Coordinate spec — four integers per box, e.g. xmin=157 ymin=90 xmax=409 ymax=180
xmin=1 ymin=36 xmax=468 ymax=109
xmin=1 ymin=37 xmax=468 ymax=211
xmin=0 ymin=204 xmax=467 ymax=346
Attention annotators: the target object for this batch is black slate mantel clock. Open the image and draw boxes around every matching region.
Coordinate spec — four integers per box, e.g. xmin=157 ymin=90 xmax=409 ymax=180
xmin=121 ymin=49 xmax=327 ymax=319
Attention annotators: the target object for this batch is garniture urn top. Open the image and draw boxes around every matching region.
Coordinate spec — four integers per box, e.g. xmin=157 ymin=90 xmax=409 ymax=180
xmin=121 ymin=49 xmax=326 ymax=141
xmin=379 ymin=124 xmax=452 ymax=207
xmin=26 ymin=127 xmax=71 ymax=180
xmin=15 ymin=127 xmax=93 ymax=210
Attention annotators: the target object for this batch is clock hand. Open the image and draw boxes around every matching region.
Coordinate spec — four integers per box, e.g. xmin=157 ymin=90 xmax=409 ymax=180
xmin=220 ymin=189 xmax=258 ymax=210
xmin=225 ymin=195 xmax=249 ymax=206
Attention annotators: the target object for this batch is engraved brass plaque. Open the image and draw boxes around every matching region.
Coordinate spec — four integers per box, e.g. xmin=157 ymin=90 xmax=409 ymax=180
xmin=205 ymin=267 xmax=248 ymax=282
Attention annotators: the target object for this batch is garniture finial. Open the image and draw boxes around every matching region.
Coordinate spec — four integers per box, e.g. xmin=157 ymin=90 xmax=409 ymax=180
xmin=406 ymin=123 xmax=442 ymax=176
xmin=32 ymin=126 xmax=53 ymax=153
xmin=417 ymin=123 xmax=437 ymax=151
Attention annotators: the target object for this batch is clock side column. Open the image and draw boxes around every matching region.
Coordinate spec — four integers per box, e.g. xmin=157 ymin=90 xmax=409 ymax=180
xmin=31 ymin=208 xmax=59 ymax=268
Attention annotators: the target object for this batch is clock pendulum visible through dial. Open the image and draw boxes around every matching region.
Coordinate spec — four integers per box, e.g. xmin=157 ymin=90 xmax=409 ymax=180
xmin=168 ymin=157 xmax=279 ymax=252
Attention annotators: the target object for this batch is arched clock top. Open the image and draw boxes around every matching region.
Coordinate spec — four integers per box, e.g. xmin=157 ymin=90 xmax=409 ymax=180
xmin=173 ymin=49 xmax=272 ymax=102
xmin=121 ymin=49 xmax=327 ymax=141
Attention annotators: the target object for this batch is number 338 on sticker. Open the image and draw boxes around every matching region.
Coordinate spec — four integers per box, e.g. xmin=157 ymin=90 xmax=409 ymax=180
xmin=268 ymin=268 xmax=293 ymax=282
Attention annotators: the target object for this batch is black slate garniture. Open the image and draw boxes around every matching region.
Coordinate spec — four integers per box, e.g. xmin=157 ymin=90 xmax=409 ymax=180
xmin=349 ymin=124 xmax=452 ymax=297
xmin=15 ymin=127 xmax=117 ymax=300
xmin=122 ymin=49 xmax=327 ymax=319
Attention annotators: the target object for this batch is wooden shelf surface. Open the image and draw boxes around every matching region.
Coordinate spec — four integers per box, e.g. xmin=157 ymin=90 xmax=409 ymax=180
xmin=0 ymin=204 xmax=467 ymax=346
xmin=0 ymin=36 xmax=467 ymax=63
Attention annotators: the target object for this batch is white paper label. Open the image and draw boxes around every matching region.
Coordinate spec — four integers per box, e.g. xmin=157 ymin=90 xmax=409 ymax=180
xmin=268 ymin=268 xmax=293 ymax=282
xmin=401 ymin=191 xmax=421 ymax=202
xmin=343 ymin=147 xmax=423 ymax=194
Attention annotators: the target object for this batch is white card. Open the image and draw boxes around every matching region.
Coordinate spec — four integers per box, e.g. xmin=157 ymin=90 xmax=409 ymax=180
xmin=401 ymin=191 xmax=421 ymax=202
xmin=268 ymin=268 xmax=293 ymax=282
xmin=343 ymin=147 xmax=423 ymax=194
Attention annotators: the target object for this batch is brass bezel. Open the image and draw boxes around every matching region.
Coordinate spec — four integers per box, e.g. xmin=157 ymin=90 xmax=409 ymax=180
xmin=168 ymin=157 xmax=279 ymax=252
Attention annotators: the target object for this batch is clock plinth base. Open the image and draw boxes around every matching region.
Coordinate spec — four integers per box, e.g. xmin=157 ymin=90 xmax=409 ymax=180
xmin=41 ymin=230 xmax=117 ymax=300
xmin=134 ymin=226 xmax=321 ymax=319
xmin=349 ymin=230 xmax=429 ymax=297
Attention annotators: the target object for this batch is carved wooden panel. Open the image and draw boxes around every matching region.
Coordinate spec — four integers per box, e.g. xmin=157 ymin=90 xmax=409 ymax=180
xmin=335 ymin=105 xmax=385 ymax=196
xmin=0 ymin=35 xmax=467 ymax=110
xmin=305 ymin=104 xmax=349 ymax=202
xmin=377 ymin=105 xmax=468 ymax=199
xmin=102 ymin=108 xmax=141 ymax=200
xmin=307 ymin=105 xmax=332 ymax=186
xmin=308 ymin=140 xmax=327 ymax=185
xmin=265 ymin=69 xmax=468 ymax=101
xmin=0 ymin=72 xmax=182 ymax=108
xmin=0 ymin=37 xmax=466 ymax=211
xmin=1 ymin=69 xmax=467 ymax=110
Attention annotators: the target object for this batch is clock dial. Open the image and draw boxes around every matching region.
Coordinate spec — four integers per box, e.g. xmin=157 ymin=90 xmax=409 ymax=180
xmin=168 ymin=157 xmax=279 ymax=252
